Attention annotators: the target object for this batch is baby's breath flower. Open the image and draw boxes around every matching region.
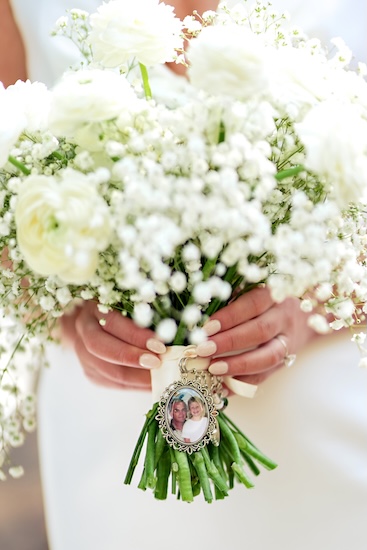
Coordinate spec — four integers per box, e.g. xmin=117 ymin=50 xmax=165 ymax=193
xmin=9 ymin=466 xmax=25 ymax=479
xmin=169 ymin=272 xmax=187 ymax=293
xmin=182 ymin=305 xmax=202 ymax=327
xmin=351 ymin=332 xmax=366 ymax=345
xmin=189 ymin=327 xmax=207 ymax=345
xmin=133 ymin=303 xmax=153 ymax=328
xmin=307 ymin=314 xmax=331 ymax=334
xmin=156 ymin=319 xmax=177 ymax=343
xmin=299 ymin=299 xmax=313 ymax=313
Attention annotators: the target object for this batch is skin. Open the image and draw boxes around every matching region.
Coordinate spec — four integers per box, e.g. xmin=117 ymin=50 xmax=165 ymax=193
xmin=170 ymin=401 xmax=187 ymax=431
xmin=0 ymin=0 xmax=27 ymax=87
xmin=60 ymin=289 xmax=319 ymax=390
xmin=184 ymin=398 xmax=205 ymax=441
xmin=0 ymin=0 xmax=322 ymax=392
xmin=188 ymin=400 xmax=204 ymax=420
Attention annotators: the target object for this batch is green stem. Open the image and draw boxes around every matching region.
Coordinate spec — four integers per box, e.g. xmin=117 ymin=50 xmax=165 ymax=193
xmin=51 ymin=151 xmax=66 ymax=161
xmin=217 ymin=414 xmax=242 ymax=465
xmin=200 ymin=447 xmax=228 ymax=495
xmin=220 ymin=411 xmax=277 ymax=470
xmin=174 ymin=450 xmax=193 ymax=503
xmin=8 ymin=156 xmax=31 ymax=175
xmin=220 ymin=411 xmax=257 ymax=447
xmin=191 ymin=452 xmax=213 ymax=503
xmin=232 ymin=462 xmax=254 ymax=489
xmin=169 ymin=447 xmax=178 ymax=495
xmin=210 ymin=443 xmax=227 ymax=482
xmin=218 ymin=440 xmax=234 ymax=489
xmin=144 ymin=420 xmax=158 ymax=489
xmin=154 ymin=428 xmax=166 ymax=469
xmin=275 ymin=165 xmax=305 ymax=181
xmin=154 ymin=449 xmax=170 ymax=500
xmin=202 ymin=256 xmax=218 ymax=281
xmin=217 ymin=414 xmax=255 ymax=489
xmin=124 ymin=403 xmax=158 ymax=485
xmin=234 ymin=432 xmax=277 ymax=471
xmin=139 ymin=63 xmax=152 ymax=100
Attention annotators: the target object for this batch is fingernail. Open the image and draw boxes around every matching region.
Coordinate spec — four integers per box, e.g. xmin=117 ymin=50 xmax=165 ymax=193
xmin=203 ymin=319 xmax=221 ymax=336
xmin=196 ymin=340 xmax=217 ymax=357
xmin=139 ymin=353 xmax=161 ymax=369
xmin=209 ymin=361 xmax=228 ymax=375
xmin=146 ymin=338 xmax=166 ymax=354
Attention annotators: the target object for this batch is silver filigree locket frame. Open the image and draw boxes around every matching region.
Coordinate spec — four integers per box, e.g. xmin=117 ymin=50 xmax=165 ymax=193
xmin=156 ymin=351 xmax=219 ymax=454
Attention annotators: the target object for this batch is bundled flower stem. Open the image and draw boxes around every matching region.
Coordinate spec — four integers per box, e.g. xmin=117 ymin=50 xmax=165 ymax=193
xmin=124 ymin=404 xmax=277 ymax=502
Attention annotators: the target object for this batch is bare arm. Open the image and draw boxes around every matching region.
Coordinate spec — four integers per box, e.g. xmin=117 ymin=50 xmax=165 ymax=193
xmin=0 ymin=0 xmax=27 ymax=86
xmin=170 ymin=0 xmax=219 ymax=19
xmin=167 ymin=0 xmax=219 ymax=74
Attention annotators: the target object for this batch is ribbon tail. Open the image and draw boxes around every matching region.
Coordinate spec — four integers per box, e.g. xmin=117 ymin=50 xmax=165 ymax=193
xmin=223 ymin=376 xmax=257 ymax=398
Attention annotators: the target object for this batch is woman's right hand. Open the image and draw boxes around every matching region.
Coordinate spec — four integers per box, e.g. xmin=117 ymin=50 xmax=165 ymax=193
xmin=60 ymin=300 xmax=166 ymax=391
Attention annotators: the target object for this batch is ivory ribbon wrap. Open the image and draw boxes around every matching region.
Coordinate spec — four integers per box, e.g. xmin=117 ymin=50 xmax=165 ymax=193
xmin=150 ymin=345 xmax=257 ymax=403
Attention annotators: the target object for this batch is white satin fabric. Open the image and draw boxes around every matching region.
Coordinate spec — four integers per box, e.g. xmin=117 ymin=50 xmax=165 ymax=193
xmin=10 ymin=1 xmax=367 ymax=549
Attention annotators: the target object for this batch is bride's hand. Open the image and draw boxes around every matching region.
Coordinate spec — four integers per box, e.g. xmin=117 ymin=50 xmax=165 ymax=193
xmin=60 ymin=300 xmax=165 ymax=390
xmin=197 ymin=286 xmax=318 ymax=385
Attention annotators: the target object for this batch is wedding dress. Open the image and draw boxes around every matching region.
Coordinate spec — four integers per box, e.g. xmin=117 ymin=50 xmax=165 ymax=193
xmin=10 ymin=1 xmax=367 ymax=549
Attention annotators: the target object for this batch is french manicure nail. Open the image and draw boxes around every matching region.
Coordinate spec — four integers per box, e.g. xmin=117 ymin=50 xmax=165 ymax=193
xmin=203 ymin=319 xmax=221 ymax=336
xmin=209 ymin=361 xmax=228 ymax=375
xmin=196 ymin=340 xmax=217 ymax=357
xmin=146 ymin=338 xmax=166 ymax=354
xmin=139 ymin=353 xmax=161 ymax=369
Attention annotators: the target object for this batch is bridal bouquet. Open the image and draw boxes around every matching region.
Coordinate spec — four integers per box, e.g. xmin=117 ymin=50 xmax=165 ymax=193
xmin=1 ymin=1 xmax=367 ymax=496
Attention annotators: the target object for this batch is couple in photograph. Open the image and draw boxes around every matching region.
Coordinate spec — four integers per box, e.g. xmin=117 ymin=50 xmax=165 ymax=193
xmin=169 ymin=395 xmax=208 ymax=443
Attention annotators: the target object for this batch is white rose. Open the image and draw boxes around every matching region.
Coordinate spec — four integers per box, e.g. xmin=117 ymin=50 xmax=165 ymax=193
xmin=187 ymin=25 xmax=271 ymax=100
xmin=88 ymin=0 xmax=183 ymax=68
xmin=296 ymin=101 xmax=367 ymax=207
xmin=49 ymin=69 xmax=138 ymax=137
xmin=15 ymin=169 xmax=112 ymax=284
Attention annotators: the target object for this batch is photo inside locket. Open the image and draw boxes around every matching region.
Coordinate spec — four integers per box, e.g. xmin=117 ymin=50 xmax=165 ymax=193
xmin=166 ymin=387 xmax=209 ymax=445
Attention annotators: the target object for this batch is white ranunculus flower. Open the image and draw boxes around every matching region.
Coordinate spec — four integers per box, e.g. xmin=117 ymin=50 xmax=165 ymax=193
xmin=88 ymin=0 xmax=183 ymax=68
xmin=15 ymin=169 xmax=112 ymax=284
xmin=49 ymin=69 xmax=138 ymax=137
xmin=272 ymin=48 xmax=331 ymax=114
xmin=296 ymin=101 xmax=367 ymax=207
xmin=187 ymin=24 xmax=271 ymax=100
xmin=5 ymin=80 xmax=51 ymax=132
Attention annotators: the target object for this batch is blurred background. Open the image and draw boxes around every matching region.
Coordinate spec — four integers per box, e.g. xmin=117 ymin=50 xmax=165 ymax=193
xmin=0 ymin=433 xmax=48 ymax=550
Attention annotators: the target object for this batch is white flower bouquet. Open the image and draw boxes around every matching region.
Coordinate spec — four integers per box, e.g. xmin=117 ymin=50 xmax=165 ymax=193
xmin=1 ymin=0 xmax=367 ymax=497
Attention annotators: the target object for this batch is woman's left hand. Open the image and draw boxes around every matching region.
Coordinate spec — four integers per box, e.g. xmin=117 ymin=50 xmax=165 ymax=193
xmin=196 ymin=286 xmax=319 ymax=385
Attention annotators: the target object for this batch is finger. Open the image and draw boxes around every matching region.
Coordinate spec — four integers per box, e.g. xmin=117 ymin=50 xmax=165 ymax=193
xmin=225 ymin=364 xmax=283 ymax=390
xmin=208 ymin=336 xmax=286 ymax=377
xmin=199 ymin=301 xmax=282 ymax=358
xmin=85 ymin=368 xmax=151 ymax=391
xmin=75 ymin=338 xmax=152 ymax=389
xmin=89 ymin=302 xmax=164 ymax=351
xmin=84 ymin=370 xmax=129 ymax=390
xmin=75 ymin=308 xmax=162 ymax=369
xmin=205 ymin=286 xmax=274 ymax=333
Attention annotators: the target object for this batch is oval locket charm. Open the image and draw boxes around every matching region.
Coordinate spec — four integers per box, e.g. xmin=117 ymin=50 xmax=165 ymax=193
xmin=156 ymin=346 xmax=224 ymax=453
